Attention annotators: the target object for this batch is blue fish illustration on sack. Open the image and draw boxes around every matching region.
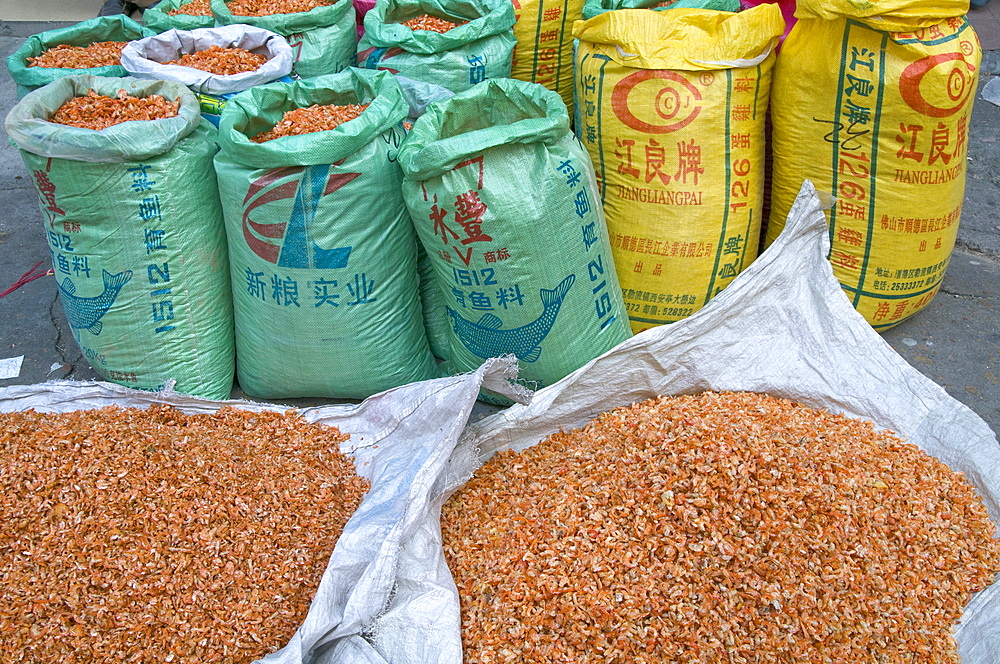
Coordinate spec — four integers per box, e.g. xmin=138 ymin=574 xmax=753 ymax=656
xmin=447 ymin=274 xmax=576 ymax=362
xmin=58 ymin=269 xmax=132 ymax=336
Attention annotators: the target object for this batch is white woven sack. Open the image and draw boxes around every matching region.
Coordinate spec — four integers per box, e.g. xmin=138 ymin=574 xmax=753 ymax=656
xmin=0 ymin=357 xmax=521 ymax=664
xmin=120 ymin=25 xmax=294 ymax=95
xmin=434 ymin=180 xmax=1000 ymax=664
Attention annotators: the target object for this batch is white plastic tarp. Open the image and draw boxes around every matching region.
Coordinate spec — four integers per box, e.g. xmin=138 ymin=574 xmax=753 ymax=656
xmin=3 ymin=181 xmax=998 ymax=663
xmin=439 ymin=180 xmax=1000 ymax=664
xmin=0 ymin=357 xmax=520 ymax=664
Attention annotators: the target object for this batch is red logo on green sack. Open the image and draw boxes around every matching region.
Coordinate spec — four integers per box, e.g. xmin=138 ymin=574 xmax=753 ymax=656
xmin=242 ymin=164 xmax=360 ymax=269
xmin=899 ymin=52 xmax=976 ymax=118
xmin=611 ymin=70 xmax=702 ymax=134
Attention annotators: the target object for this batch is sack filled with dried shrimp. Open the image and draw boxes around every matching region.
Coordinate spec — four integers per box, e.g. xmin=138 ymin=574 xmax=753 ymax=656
xmin=6 ymin=15 xmax=154 ymax=98
xmin=4 ymin=75 xmax=235 ymax=400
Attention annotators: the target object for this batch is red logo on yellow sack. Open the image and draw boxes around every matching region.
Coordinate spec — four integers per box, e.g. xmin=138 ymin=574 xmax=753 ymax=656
xmin=899 ymin=51 xmax=976 ymax=118
xmin=611 ymin=70 xmax=702 ymax=134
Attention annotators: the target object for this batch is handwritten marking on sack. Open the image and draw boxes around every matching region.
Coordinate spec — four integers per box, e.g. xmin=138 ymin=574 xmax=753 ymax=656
xmin=817 ymin=19 xmax=976 ymax=321
xmin=381 ymin=126 xmax=403 ymax=162
xmin=815 ymin=39 xmax=882 ymax=272
xmin=32 ymin=162 xmax=65 ymax=227
xmin=611 ymin=70 xmax=702 ymax=134
xmin=287 ymin=33 xmax=305 ymax=63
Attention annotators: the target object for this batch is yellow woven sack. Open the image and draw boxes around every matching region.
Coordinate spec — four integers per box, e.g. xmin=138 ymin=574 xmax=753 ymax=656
xmin=767 ymin=0 xmax=979 ymax=330
xmin=510 ymin=0 xmax=584 ymax=110
xmin=573 ymin=6 xmax=784 ymax=333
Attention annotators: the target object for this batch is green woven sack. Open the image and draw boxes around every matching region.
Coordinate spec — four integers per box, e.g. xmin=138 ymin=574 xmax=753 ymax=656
xmin=5 ymin=75 xmax=235 ymax=400
xmin=143 ymin=0 xmax=216 ymax=32
xmin=357 ymin=0 xmax=515 ymax=93
xmin=398 ymin=78 xmax=632 ymax=401
xmin=582 ymin=0 xmax=739 ymax=19
xmin=214 ymin=68 xmax=440 ymax=399
xmin=6 ymin=16 xmax=155 ymax=98
xmin=211 ymin=0 xmax=357 ymax=78
xmin=416 ymin=241 xmax=451 ymax=359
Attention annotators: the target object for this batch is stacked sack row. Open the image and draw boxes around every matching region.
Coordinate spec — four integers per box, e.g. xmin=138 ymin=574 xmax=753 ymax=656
xmin=3 ymin=1 xmax=633 ymax=404
xmin=3 ymin=0 xmax=981 ymax=403
xmin=572 ymin=0 xmax=980 ymax=333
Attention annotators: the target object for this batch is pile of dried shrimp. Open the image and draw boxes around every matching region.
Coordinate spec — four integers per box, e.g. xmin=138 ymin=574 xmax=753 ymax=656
xmin=27 ymin=41 xmax=128 ymax=69
xmin=442 ymin=391 xmax=1000 ymax=664
xmin=250 ymin=103 xmax=368 ymax=142
xmin=401 ymin=14 xmax=468 ymax=32
xmin=165 ymin=45 xmax=267 ymax=75
xmin=49 ymin=89 xmax=181 ymax=130
xmin=227 ymin=0 xmax=331 ymax=15
xmin=168 ymin=0 xmax=214 ymax=15
xmin=1 ymin=404 xmax=368 ymax=664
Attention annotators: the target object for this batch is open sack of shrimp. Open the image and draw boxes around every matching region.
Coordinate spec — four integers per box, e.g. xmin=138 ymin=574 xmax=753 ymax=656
xmin=0 ymin=358 xmax=521 ymax=664
xmin=4 ymin=75 xmax=236 ymax=401
xmin=354 ymin=180 xmax=999 ymax=663
xmin=119 ymin=25 xmax=294 ymax=94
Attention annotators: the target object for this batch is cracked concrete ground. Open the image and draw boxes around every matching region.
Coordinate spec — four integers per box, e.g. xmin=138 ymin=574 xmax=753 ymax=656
xmin=0 ymin=22 xmax=998 ymax=436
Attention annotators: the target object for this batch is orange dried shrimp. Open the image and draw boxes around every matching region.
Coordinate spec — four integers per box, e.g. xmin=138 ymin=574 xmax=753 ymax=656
xmin=442 ymin=391 xmax=1000 ymax=664
xmin=165 ymin=45 xmax=267 ymax=75
xmin=168 ymin=0 xmax=214 ymax=15
xmin=401 ymin=14 xmax=467 ymax=32
xmin=227 ymin=0 xmax=332 ymax=16
xmin=26 ymin=41 xmax=127 ymax=69
xmin=49 ymin=89 xmax=181 ymax=131
xmin=0 ymin=404 xmax=368 ymax=664
xmin=251 ymin=103 xmax=368 ymax=142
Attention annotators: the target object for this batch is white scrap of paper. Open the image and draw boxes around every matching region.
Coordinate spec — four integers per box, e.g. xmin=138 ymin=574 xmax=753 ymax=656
xmin=984 ymin=77 xmax=1000 ymax=108
xmin=0 ymin=356 xmax=24 ymax=380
